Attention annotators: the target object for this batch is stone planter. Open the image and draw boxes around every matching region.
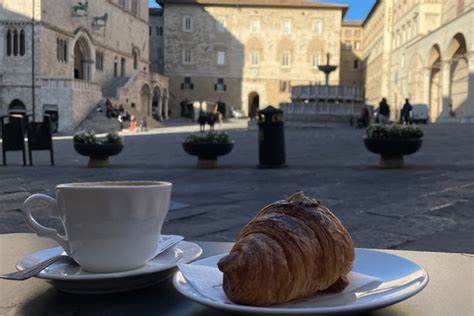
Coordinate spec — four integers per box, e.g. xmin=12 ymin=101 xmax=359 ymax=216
xmin=364 ymin=137 xmax=422 ymax=168
xmin=182 ymin=142 xmax=234 ymax=169
xmin=74 ymin=143 xmax=123 ymax=168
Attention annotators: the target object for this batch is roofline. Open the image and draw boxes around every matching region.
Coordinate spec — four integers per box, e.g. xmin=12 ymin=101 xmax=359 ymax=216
xmin=156 ymin=0 xmax=348 ymax=16
xmin=362 ymin=0 xmax=381 ymax=27
xmin=342 ymin=20 xmax=363 ymax=27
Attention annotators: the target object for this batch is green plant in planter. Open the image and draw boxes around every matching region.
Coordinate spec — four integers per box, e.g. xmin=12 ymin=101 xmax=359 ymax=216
xmin=184 ymin=132 xmax=231 ymax=144
xmin=367 ymin=124 xmax=423 ymax=139
xmin=74 ymin=131 xmax=123 ymax=145
xmin=73 ymin=131 xmax=123 ymax=168
xmin=364 ymin=124 xmax=423 ymax=169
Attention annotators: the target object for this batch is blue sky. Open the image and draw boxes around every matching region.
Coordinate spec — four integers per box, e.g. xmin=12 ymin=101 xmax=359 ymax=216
xmin=148 ymin=0 xmax=376 ymax=21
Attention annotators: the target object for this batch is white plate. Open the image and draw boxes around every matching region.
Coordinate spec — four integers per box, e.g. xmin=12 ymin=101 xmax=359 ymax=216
xmin=173 ymin=248 xmax=429 ymax=314
xmin=17 ymin=241 xmax=202 ymax=294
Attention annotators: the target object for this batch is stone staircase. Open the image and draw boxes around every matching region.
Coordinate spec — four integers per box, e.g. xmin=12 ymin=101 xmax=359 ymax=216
xmin=102 ymin=77 xmax=130 ymax=98
xmin=74 ymin=99 xmax=121 ymax=134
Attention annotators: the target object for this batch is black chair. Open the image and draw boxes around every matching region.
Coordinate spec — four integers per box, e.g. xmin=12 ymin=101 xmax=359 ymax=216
xmin=1 ymin=115 xmax=27 ymax=166
xmin=26 ymin=115 xmax=54 ymax=166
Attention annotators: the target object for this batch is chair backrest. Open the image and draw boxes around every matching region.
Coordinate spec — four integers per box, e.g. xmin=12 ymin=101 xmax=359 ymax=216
xmin=27 ymin=116 xmax=53 ymax=150
xmin=1 ymin=116 xmax=25 ymax=151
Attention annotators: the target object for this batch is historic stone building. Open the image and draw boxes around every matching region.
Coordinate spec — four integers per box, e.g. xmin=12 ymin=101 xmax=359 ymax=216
xmin=156 ymin=0 xmax=347 ymax=118
xmin=0 ymin=0 xmax=169 ymax=132
xmin=149 ymin=7 xmax=164 ymax=73
xmin=340 ymin=20 xmax=364 ymax=87
xmin=362 ymin=0 xmax=473 ymax=123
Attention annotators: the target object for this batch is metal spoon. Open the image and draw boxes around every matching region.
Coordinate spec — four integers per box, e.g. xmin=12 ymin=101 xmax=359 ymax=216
xmin=1 ymin=235 xmax=184 ymax=281
xmin=1 ymin=254 xmax=68 ymax=281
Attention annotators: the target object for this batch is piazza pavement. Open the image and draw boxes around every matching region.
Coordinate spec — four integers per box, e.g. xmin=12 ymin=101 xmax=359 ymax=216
xmin=0 ymin=121 xmax=473 ymax=254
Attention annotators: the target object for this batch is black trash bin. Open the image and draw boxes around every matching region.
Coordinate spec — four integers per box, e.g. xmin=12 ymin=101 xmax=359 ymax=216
xmin=257 ymin=105 xmax=286 ymax=168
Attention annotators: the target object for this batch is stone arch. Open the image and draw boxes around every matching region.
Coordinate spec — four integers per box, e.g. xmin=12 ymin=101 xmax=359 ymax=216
xmin=8 ymin=99 xmax=27 ymax=112
xmin=72 ymin=30 xmax=94 ymax=81
xmin=428 ymin=44 xmax=442 ymax=121
xmin=447 ymin=33 xmax=468 ymax=116
xmin=140 ymin=84 xmax=152 ymax=116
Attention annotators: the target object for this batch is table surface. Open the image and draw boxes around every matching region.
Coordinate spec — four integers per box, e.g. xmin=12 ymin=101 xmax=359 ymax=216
xmin=0 ymin=233 xmax=473 ymax=316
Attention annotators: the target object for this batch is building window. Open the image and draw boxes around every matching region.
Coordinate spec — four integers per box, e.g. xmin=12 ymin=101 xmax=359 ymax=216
xmin=216 ymin=18 xmax=225 ymax=33
xmin=312 ymin=20 xmax=322 ymax=35
xmin=19 ymin=30 xmax=25 ymax=56
xmin=183 ymin=16 xmax=193 ymax=32
xmin=354 ymin=41 xmax=361 ymax=50
xmin=119 ymin=0 xmax=128 ymax=9
xmin=13 ymin=29 xmax=18 ymax=56
xmin=282 ymin=19 xmax=292 ymax=34
xmin=217 ymin=51 xmax=226 ymax=65
xmin=354 ymin=60 xmax=359 ymax=69
xmin=345 ymin=29 xmax=352 ymax=37
xmin=131 ymin=0 xmax=139 ymax=16
xmin=280 ymin=80 xmax=291 ymax=92
xmin=133 ymin=50 xmax=139 ymax=70
xmin=96 ymin=51 xmax=104 ymax=71
xmin=181 ymin=77 xmax=194 ymax=90
xmin=343 ymin=41 xmax=352 ymax=50
xmin=250 ymin=51 xmax=260 ymax=67
xmin=250 ymin=19 xmax=261 ymax=33
xmin=57 ymin=38 xmax=68 ymax=63
xmin=355 ymin=30 xmax=361 ymax=38
xmin=281 ymin=51 xmax=290 ymax=68
xmin=183 ymin=49 xmax=193 ymax=64
xmin=156 ymin=26 xmax=163 ymax=36
xmin=311 ymin=53 xmax=320 ymax=68
xmin=215 ymin=78 xmax=226 ymax=92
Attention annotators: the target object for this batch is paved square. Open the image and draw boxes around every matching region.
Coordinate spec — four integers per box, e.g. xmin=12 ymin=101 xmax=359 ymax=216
xmin=1 ymin=123 xmax=473 ymax=253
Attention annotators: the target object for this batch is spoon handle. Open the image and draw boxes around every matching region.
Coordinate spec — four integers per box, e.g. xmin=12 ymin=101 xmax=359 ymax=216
xmin=1 ymin=254 xmax=66 ymax=281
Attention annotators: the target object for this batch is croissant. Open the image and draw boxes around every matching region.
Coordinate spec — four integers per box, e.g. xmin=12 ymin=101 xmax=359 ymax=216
xmin=217 ymin=192 xmax=355 ymax=306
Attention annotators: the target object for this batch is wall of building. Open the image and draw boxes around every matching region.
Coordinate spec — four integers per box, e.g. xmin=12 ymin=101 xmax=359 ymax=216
xmin=162 ymin=3 xmax=344 ymax=117
xmin=149 ymin=8 xmax=164 ymax=73
xmin=0 ymin=0 xmax=167 ymax=131
xmin=340 ymin=22 xmax=364 ymax=87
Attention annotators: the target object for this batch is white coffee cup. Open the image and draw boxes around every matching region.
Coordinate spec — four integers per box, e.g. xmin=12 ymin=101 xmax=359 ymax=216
xmin=21 ymin=181 xmax=172 ymax=273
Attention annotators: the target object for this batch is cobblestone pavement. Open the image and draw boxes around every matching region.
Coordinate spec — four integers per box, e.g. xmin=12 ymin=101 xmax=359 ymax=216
xmin=1 ymin=123 xmax=473 ymax=253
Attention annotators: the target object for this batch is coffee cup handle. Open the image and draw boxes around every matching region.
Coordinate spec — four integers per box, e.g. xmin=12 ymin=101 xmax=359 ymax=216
xmin=22 ymin=194 xmax=70 ymax=254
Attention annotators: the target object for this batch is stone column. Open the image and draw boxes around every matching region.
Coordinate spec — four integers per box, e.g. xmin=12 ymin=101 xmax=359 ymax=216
xmin=422 ymin=67 xmax=431 ymax=106
xmin=440 ymin=60 xmax=451 ymax=118
xmin=157 ymin=96 xmax=163 ymax=121
xmin=463 ymin=53 xmax=474 ymax=121
xmin=163 ymin=97 xmax=169 ymax=119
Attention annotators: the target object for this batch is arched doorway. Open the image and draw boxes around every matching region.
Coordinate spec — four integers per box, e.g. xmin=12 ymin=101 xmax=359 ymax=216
xmin=73 ymin=37 xmax=92 ymax=80
xmin=447 ymin=33 xmax=468 ymax=116
xmin=248 ymin=92 xmax=259 ymax=119
xmin=428 ymin=45 xmax=442 ymax=121
xmin=152 ymin=86 xmax=162 ymax=120
xmin=140 ymin=84 xmax=152 ymax=116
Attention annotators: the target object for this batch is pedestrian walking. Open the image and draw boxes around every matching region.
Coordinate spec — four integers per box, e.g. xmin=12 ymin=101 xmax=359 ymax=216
xmin=401 ymin=99 xmax=413 ymax=124
xmin=378 ymin=98 xmax=390 ymax=124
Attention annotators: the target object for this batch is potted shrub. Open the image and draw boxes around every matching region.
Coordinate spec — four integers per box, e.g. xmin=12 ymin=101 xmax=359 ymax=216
xmin=364 ymin=124 xmax=423 ymax=168
xmin=73 ymin=131 xmax=123 ymax=168
xmin=182 ymin=132 xmax=234 ymax=169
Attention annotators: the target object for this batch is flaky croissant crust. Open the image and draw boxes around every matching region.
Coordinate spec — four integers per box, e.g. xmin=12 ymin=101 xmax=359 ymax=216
xmin=217 ymin=196 xmax=355 ymax=306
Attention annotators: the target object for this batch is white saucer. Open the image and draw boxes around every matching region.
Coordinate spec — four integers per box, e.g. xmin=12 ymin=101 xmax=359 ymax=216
xmin=173 ymin=248 xmax=429 ymax=314
xmin=17 ymin=241 xmax=202 ymax=294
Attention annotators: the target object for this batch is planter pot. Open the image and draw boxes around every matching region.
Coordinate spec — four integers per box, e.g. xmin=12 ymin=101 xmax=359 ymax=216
xmin=182 ymin=142 xmax=234 ymax=169
xmin=74 ymin=143 xmax=123 ymax=168
xmin=364 ymin=137 xmax=422 ymax=169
